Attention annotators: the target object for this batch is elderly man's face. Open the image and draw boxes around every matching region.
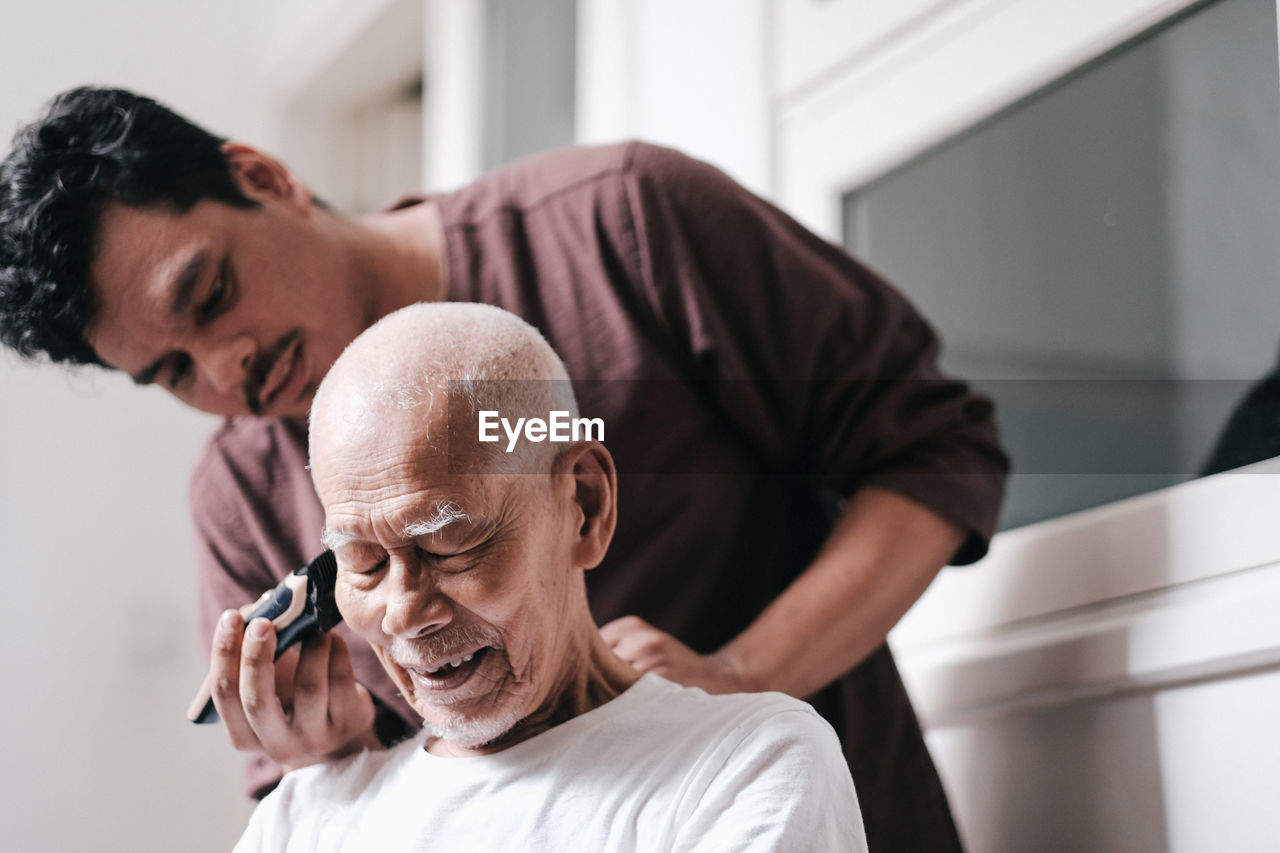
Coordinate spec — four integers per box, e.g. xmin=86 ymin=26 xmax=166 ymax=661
xmin=313 ymin=408 xmax=583 ymax=749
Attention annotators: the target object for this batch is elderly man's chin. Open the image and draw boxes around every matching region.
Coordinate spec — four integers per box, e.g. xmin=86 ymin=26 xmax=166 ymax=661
xmin=421 ymin=707 xmax=524 ymax=750
xmin=414 ymin=674 xmax=527 ymax=750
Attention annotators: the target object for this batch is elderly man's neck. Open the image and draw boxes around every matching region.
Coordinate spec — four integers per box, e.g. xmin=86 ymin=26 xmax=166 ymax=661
xmin=426 ymin=629 xmax=640 ymax=758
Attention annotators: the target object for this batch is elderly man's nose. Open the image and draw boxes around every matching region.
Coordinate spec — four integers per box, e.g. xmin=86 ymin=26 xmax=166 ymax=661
xmin=205 ymin=335 xmax=255 ymax=394
xmin=382 ymin=573 xmax=453 ymax=639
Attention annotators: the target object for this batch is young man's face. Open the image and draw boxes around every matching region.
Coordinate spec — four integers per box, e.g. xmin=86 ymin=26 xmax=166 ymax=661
xmin=85 ymin=156 xmax=377 ymax=418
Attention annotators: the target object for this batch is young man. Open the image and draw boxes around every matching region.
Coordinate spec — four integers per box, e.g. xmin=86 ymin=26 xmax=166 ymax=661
xmin=0 ymin=86 xmax=1006 ymax=850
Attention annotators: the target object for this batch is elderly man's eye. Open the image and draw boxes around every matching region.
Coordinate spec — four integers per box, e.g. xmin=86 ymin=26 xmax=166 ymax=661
xmin=336 ymin=549 xmax=388 ymax=576
xmin=421 ymin=544 xmax=482 ymax=574
xmin=353 ymin=558 xmax=388 ymax=576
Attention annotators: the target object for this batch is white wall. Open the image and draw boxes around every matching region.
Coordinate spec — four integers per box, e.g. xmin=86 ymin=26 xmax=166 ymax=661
xmin=248 ymin=0 xmax=427 ymax=209
xmin=576 ymin=0 xmax=772 ymax=196
xmin=0 ymin=2 xmax=268 ymax=851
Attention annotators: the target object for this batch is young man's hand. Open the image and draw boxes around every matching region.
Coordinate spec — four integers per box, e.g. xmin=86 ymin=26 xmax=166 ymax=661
xmin=601 ymin=616 xmax=750 ymax=695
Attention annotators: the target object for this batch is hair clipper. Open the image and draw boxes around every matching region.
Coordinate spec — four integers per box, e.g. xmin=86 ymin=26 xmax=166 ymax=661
xmin=186 ymin=550 xmax=342 ymax=724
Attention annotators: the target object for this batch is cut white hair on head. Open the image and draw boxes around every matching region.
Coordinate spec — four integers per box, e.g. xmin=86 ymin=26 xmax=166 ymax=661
xmin=311 ymin=302 xmax=582 ymax=472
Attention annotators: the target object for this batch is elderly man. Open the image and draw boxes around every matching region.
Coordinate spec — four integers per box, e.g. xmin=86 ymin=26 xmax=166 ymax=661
xmin=231 ymin=301 xmax=867 ymax=851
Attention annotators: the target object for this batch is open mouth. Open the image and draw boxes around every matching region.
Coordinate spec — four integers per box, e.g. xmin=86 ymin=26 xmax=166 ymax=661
xmin=408 ymin=646 xmax=492 ymax=692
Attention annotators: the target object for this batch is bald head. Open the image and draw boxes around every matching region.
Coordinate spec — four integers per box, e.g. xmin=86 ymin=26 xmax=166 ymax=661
xmin=311 ymin=302 xmax=579 ymax=477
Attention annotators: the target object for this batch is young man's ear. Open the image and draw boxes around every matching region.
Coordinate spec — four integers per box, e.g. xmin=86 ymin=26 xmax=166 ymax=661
xmin=557 ymin=442 xmax=618 ymax=572
xmin=220 ymin=142 xmax=312 ymax=213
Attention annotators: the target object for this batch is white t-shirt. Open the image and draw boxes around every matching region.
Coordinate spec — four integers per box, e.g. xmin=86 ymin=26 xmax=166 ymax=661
xmin=234 ymin=674 xmax=866 ymax=852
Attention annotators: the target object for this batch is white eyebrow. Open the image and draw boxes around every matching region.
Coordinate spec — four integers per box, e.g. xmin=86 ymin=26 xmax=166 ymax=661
xmin=404 ymin=501 xmax=469 ymax=537
xmin=319 ymin=502 xmax=468 ymax=551
xmin=321 ymin=527 xmax=356 ymax=550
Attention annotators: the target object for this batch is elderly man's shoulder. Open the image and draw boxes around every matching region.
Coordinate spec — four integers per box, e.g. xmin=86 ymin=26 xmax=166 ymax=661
xmin=616 ymin=675 xmax=857 ymax=801
xmin=622 ymin=672 xmax=841 ymax=753
xmin=558 ymin=675 xmax=864 ymax=850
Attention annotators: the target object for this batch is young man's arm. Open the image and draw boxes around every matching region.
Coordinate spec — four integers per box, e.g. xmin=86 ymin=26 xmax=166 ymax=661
xmin=603 ymin=143 xmax=1001 ymax=700
xmin=602 ymin=485 xmax=960 ymax=698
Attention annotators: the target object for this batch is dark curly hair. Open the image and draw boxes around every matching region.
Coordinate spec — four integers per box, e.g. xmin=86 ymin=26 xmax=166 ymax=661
xmin=0 ymin=86 xmax=257 ymax=365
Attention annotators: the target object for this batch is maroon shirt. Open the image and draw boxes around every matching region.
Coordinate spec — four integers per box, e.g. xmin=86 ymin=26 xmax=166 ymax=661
xmin=191 ymin=142 xmax=1006 ymax=851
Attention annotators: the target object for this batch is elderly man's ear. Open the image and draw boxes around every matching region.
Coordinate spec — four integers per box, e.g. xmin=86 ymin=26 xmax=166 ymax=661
xmin=556 ymin=442 xmax=618 ymax=571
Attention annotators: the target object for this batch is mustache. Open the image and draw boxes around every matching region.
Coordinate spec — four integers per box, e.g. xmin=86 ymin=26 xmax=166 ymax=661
xmin=244 ymin=329 xmax=302 ymax=415
xmin=391 ymin=624 xmax=503 ymax=668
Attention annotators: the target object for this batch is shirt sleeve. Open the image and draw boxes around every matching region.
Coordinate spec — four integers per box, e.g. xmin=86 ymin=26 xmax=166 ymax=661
xmin=188 ymin=435 xmax=292 ymax=799
xmin=189 ymin=446 xmax=280 ymax=648
xmin=619 ymin=142 xmax=1008 ymax=563
xmin=673 ymin=707 xmax=869 ymax=853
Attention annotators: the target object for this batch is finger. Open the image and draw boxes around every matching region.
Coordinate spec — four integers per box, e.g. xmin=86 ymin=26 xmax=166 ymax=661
xmin=273 ymin=644 xmax=302 ymax=709
xmin=209 ymin=610 xmax=261 ymax=752
xmin=619 ymin=644 xmax=670 ymax=672
xmin=604 ymin=622 xmax=667 ymax=662
xmin=327 ymin=634 xmax=376 ymax=739
xmin=612 ymin=640 xmax=667 ymax=673
xmin=599 ymin=615 xmax=650 ymax=646
xmin=239 ymin=618 xmax=295 ymax=750
xmin=289 ymin=632 xmax=333 ymax=746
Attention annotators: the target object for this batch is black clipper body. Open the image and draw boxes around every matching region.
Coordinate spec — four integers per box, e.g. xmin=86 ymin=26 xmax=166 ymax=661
xmin=187 ymin=550 xmax=342 ymax=724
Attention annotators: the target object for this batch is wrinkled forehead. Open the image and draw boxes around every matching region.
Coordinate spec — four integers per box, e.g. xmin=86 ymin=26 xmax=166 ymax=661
xmin=310 ymin=397 xmax=516 ymax=499
xmin=311 ymin=377 xmax=529 ymax=478
xmin=313 ymin=435 xmax=539 ymax=549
